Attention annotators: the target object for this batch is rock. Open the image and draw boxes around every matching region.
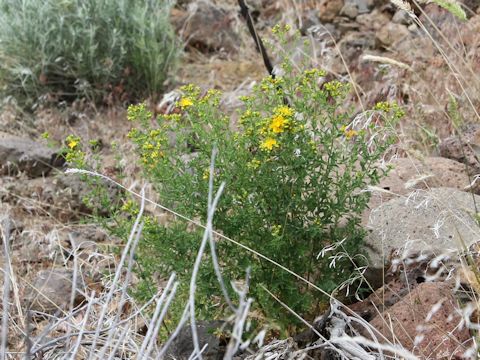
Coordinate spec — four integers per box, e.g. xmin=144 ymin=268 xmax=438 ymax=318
xmin=365 ymin=187 xmax=480 ymax=270
xmin=171 ymin=1 xmax=239 ymax=54
xmin=363 ymin=157 xmax=475 ymax=226
xmin=337 ymin=31 xmax=376 ymax=65
xmin=0 ymin=132 xmax=64 ymax=178
xmin=166 ymin=320 xmax=226 ymax=360
xmin=392 ymin=9 xmax=413 ymax=25
xmin=356 ymin=9 xmax=390 ymax=31
xmin=440 ymin=125 xmax=480 ymax=177
xmin=375 ymin=22 xmax=410 ymax=47
xmin=318 ymin=0 xmax=344 ymax=22
xmin=341 ymin=0 xmax=374 ymax=19
xmin=419 ymin=3 xmax=463 ymax=41
xmin=368 ymin=282 xmax=472 ymax=359
xmin=340 ymin=2 xmax=359 ymax=19
xmin=463 ymin=0 xmax=480 ymax=13
xmin=25 ymin=269 xmax=85 ymax=314
xmin=0 ymin=170 xmax=122 ymax=222
xmin=54 ymin=172 xmax=122 ymax=217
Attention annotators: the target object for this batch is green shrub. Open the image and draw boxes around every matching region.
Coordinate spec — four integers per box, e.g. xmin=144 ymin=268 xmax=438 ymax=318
xmin=120 ymin=64 xmax=401 ymax=329
xmin=0 ymin=0 xmax=178 ymax=108
xmin=64 ymin=28 xmax=402 ymax=332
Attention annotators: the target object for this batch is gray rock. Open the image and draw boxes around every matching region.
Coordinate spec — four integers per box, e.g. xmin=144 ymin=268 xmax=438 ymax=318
xmin=362 ymin=157 xmax=475 ymax=226
xmin=341 ymin=0 xmax=374 ymax=18
xmin=166 ymin=320 xmax=226 ymax=360
xmin=392 ymin=9 xmax=413 ymax=25
xmin=0 ymin=132 xmax=64 ymax=178
xmin=55 ymin=172 xmax=122 ymax=217
xmin=365 ymin=187 xmax=480 ymax=270
xmin=351 ymin=0 xmax=374 ymax=14
xmin=25 ymin=269 xmax=85 ymax=314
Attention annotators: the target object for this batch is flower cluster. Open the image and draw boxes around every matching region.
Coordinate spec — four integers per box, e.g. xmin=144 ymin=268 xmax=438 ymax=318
xmin=374 ymin=101 xmax=405 ymax=118
xmin=259 ymin=105 xmax=296 ymax=152
xmin=127 ymin=104 xmax=167 ymax=168
xmin=64 ymin=135 xmax=85 ymax=167
xmin=340 ymin=125 xmax=359 ymax=140
xmin=127 ymin=102 xmax=152 ymax=125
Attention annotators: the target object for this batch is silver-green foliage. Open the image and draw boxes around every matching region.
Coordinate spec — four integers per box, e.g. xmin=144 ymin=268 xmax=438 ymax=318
xmin=0 ymin=0 xmax=179 ymax=107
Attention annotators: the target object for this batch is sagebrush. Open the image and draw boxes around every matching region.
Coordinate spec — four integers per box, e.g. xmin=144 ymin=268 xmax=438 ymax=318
xmin=0 ymin=0 xmax=179 ymax=108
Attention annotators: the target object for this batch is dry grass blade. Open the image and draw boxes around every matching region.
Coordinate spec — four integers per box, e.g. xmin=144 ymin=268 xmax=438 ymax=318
xmin=0 ymin=218 xmax=12 ymax=360
xmin=361 ymin=54 xmax=412 ymax=70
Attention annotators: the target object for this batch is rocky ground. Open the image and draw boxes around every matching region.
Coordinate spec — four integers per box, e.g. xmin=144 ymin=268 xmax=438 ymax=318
xmin=1 ymin=0 xmax=480 ymax=358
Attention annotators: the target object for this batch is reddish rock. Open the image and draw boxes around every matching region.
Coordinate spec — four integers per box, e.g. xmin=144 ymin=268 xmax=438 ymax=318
xmin=367 ymin=282 xmax=472 ymax=359
xmin=318 ymin=0 xmax=344 ymax=22
xmin=171 ymin=1 xmax=239 ymax=54
xmin=375 ymin=22 xmax=410 ymax=47
xmin=439 ymin=124 xmax=480 ymax=176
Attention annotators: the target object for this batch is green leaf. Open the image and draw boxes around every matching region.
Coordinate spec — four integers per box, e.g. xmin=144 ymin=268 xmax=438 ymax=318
xmin=430 ymin=0 xmax=467 ymax=20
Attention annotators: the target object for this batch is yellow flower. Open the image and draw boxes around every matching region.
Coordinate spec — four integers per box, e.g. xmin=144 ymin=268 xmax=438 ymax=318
xmin=67 ymin=139 xmax=78 ymax=149
xmin=340 ymin=125 xmax=358 ymax=139
xmin=179 ymin=97 xmax=193 ymax=109
xmin=260 ymin=137 xmax=279 ymax=151
xmin=345 ymin=129 xmax=358 ymax=139
xmin=202 ymin=168 xmax=210 ymax=180
xmin=247 ymin=159 xmax=261 ymax=169
xmin=269 ymin=115 xmax=289 ymax=134
xmin=271 ymin=224 xmax=282 ymax=237
xmin=275 ymin=105 xmax=293 ymax=117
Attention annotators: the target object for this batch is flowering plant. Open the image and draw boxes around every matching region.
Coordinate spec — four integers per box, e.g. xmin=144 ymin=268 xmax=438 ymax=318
xmin=124 ymin=54 xmax=401 ymax=328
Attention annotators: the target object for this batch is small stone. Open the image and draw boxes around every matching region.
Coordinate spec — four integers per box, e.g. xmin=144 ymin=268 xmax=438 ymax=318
xmin=375 ymin=22 xmax=410 ymax=47
xmin=392 ymin=9 xmax=412 ymax=25
xmin=166 ymin=320 xmax=226 ymax=360
xmin=318 ymin=0 xmax=344 ymax=22
xmin=440 ymin=124 xmax=480 ymax=176
xmin=340 ymin=2 xmax=359 ymax=19
xmin=357 ymin=9 xmax=390 ymax=31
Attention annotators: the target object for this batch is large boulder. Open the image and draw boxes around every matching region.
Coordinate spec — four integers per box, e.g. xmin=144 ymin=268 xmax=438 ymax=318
xmin=0 ymin=132 xmax=64 ymax=178
xmin=365 ymin=187 xmax=480 ymax=270
xmin=363 ymin=156 xmax=475 ymax=225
